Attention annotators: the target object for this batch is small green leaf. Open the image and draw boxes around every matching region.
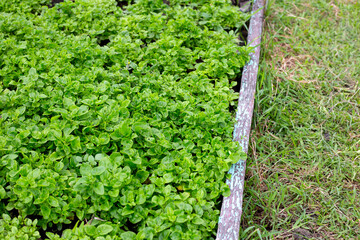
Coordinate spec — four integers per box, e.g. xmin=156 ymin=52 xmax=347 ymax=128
xmin=192 ymin=216 xmax=205 ymax=225
xmin=119 ymin=120 xmax=132 ymax=137
xmin=111 ymin=121 xmax=132 ymax=140
xmin=92 ymin=166 xmax=106 ymax=175
xmin=70 ymin=136 xmax=81 ymax=151
xmin=48 ymin=196 xmax=59 ymax=208
xmin=95 ymin=154 xmax=105 ymax=161
xmin=31 ymin=169 xmax=41 ymax=179
xmin=222 ymin=184 xmax=231 ymax=197
xmin=176 ymin=214 xmax=188 ymax=223
xmin=94 ymin=182 xmax=104 ymax=195
xmin=163 ymin=173 xmax=174 ymax=183
xmin=110 ymin=152 xmax=123 ymax=166
xmin=0 ymin=186 xmax=6 ymax=199
xmin=40 ymin=204 xmax=51 ymax=219
xmin=108 ymin=189 xmax=119 ymax=198
xmin=24 ymin=193 xmax=33 ymax=203
xmin=3 ymin=154 xmax=18 ymax=160
xmin=132 ymin=122 xmax=150 ymax=134
xmin=84 ymin=225 xmax=97 ymax=236
xmin=136 ymin=188 xmax=146 ymax=205
xmin=120 ymin=232 xmax=136 ymax=240
xmin=121 ymin=206 xmax=134 ymax=216
xmin=135 ymin=170 xmax=149 ymax=183
xmin=99 ymin=133 xmax=110 ymax=145
xmin=80 ymin=164 xmax=92 ymax=176
xmin=63 ymin=97 xmax=75 ymax=109
xmin=29 ymin=67 xmax=37 ymax=76
xmin=54 ymin=162 xmax=64 ymax=172
xmin=97 ymin=224 xmax=113 ymax=235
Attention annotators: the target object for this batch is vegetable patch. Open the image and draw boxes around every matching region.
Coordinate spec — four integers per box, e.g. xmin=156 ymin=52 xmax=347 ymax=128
xmin=0 ymin=0 xmax=250 ymax=239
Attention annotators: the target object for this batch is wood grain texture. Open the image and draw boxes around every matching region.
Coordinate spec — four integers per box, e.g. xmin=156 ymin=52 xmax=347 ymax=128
xmin=216 ymin=0 xmax=265 ymax=239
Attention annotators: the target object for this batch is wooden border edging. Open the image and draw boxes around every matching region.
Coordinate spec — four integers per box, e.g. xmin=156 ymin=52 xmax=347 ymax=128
xmin=216 ymin=0 xmax=266 ymax=239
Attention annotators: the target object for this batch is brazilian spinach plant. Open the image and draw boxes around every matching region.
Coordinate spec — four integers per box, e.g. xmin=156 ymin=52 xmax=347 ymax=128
xmin=0 ymin=0 xmax=250 ymax=239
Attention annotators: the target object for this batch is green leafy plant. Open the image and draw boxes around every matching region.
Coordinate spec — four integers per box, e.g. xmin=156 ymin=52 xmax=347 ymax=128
xmin=0 ymin=214 xmax=40 ymax=240
xmin=0 ymin=0 xmax=250 ymax=238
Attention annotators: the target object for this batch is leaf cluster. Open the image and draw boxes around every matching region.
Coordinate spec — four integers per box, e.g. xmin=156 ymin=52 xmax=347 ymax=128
xmin=0 ymin=0 xmax=250 ymax=239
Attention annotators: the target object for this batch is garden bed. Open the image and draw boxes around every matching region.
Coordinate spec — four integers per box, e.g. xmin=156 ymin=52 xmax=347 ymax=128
xmin=0 ymin=0 xmax=263 ymax=239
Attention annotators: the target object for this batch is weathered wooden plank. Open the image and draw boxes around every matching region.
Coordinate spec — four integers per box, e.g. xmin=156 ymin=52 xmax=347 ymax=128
xmin=216 ymin=0 xmax=265 ymax=239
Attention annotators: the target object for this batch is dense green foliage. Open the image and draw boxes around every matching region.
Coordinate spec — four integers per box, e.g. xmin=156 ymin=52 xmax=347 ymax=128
xmin=0 ymin=0 xmax=250 ymax=239
xmin=0 ymin=214 xmax=40 ymax=240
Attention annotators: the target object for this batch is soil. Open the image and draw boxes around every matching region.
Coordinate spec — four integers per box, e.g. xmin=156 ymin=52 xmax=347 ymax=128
xmin=293 ymin=228 xmax=320 ymax=240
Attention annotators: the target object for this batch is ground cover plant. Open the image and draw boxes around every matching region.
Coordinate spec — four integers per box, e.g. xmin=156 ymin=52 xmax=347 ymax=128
xmin=0 ymin=0 xmax=251 ymax=239
xmin=241 ymin=0 xmax=360 ymax=239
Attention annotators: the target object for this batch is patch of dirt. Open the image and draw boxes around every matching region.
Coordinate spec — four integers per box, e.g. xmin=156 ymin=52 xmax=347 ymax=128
xmin=115 ymin=0 xmax=135 ymax=9
xmin=274 ymin=224 xmax=339 ymax=240
xmin=323 ymin=131 xmax=331 ymax=141
xmin=116 ymin=0 xmax=127 ymax=8
xmin=293 ymin=228 xmax=319 ymax=240
xmin=98 ymin=38 xmax=110 ymax=46
xmin=242 ymin=205 xmax=273 ymax=231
